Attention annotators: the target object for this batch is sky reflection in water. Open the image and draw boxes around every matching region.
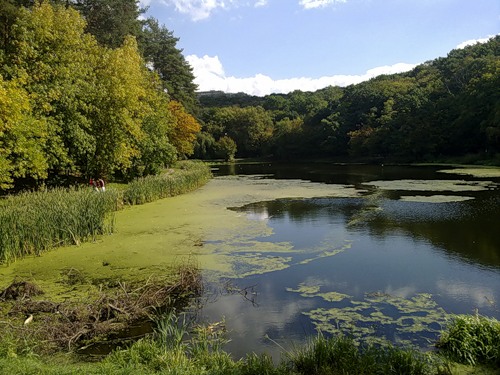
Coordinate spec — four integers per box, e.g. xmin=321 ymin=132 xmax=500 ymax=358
xmin=200 ymin=163 xmax=500 ymax=360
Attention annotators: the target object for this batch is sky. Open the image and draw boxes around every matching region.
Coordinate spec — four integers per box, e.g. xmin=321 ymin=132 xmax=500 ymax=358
xmin=139 ymin=0 xmax=500 ymax=96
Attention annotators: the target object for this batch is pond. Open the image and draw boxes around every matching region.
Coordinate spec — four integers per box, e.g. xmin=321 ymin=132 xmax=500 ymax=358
xmin=199 ymin=162 xmax=500 ymax=360
xmin=0 ymin=162 xmax=498 ymax=360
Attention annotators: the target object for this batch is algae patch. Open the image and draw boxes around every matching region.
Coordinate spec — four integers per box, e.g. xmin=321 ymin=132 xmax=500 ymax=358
xmin=438 ymin=167 xmax=500 ymax=178
xmin=287 ymin=282 xmax=351 ymax=302
xmin=364 ymin=179 xmax=497 ymax=192
xmin=287 ymin=283 xmax=449 ymax=347
xmin=399 ymin=195 xmax=475 ymax=203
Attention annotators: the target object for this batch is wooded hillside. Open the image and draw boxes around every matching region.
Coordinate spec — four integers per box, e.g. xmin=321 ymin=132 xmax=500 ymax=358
xmin=196 ymin=36 xmax=499 ymax=163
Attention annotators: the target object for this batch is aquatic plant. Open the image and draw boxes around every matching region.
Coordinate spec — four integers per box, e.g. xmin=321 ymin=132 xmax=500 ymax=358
xmin=0 ymin=187 xmax=120 ymax=263
xmin=0 ymin=161 xmax=211 ymax=263
xmin=436 ymin=314 xmax=500 ymax=367
xmin=123 ymin=160 xmax=212 ymax=205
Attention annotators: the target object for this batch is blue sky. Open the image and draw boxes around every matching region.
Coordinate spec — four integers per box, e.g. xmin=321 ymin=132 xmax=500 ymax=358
xmin=139 ymin=0 xmax=500 ymax=95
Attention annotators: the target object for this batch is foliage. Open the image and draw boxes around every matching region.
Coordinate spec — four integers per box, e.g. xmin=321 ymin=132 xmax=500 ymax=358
xmin=201 ymin=106 xmax=274 ymax=157
xmin=140 ymin=17 xmax=198 ymax=113
xmin=167 ymin=100 xmax=202 ymax=158
xmin=0 ymin=2 xmax=201 ymax=189
xmin=215 ymin=135 xmax=237 ymax=161
xmin=198 ymin=36 xmax=500 ymax=164
xmin=73 ymin=0 xmax=144 ymax=48
xmin=436 ymin=314 xmax=500 ymax=367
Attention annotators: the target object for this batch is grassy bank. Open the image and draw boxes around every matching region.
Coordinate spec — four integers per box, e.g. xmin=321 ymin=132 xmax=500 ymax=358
xmin=0 ymin=161 xmax=211 ymax=263
xmin=1 ymin=311 xmax=499 ymax=374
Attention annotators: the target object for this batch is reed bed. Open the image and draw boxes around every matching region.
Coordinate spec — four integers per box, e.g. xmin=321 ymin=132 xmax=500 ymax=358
xmin=0 ymin=188 xmax=120 ymax=263
xmin=123 ymin=160 xmax=212 ymax=205
xmin=0 ymin=161 xmax=212 ymax=263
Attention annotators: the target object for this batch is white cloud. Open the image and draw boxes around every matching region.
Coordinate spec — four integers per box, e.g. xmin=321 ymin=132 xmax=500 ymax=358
xmin=139 ymin=0 xmax=227 ymax=21
xmin=456 ymin=34 xmax=498 ymax=49
xmin=139 ymin=0 xmax=267 ymax=20
xmin=171 ymin=0 xmax=227 ymax=21
xmin=299 ymin=0 xmax=347 ymax=10
xmin=186 ymin=54 xmax=417 ymax=96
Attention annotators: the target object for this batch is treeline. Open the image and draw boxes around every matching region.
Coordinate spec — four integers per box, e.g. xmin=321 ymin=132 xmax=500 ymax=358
xmin=0 ymin=0 xmax=200 ymax=190
xmin=195 ymin=36 xmax=500 ymax=163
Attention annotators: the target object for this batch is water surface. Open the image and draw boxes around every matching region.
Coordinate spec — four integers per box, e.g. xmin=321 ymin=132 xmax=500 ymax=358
xmin=201 ymin=162 xmax=500 ymax=360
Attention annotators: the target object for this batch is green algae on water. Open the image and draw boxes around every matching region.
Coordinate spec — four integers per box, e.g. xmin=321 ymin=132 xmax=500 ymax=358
xmin=438 ymin=167 xmax=500 ymax=178
xmin=0 ymin=175 xmax=363 ymax=300
xmin=364 ymin=179 xmax=497 ymax=192
xmin=287 ymin=283 xmax=449 ymax=347
xmin=399 ymin=195 xmax=475 ymax=203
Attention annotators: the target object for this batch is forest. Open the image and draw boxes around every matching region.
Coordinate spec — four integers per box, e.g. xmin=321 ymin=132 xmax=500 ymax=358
xmin=1 ymin=1 xmax=499 ymax=192
xmin=195 ymin=36 xmax=500 ymax=163
xmin=0 ymin=0 xmax=199 ymax=190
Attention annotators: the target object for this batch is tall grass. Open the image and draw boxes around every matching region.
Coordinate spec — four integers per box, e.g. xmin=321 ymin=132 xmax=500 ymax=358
xmin=0 ymin=188 xmax=120 ymax=263
xmin=100 ymin=315 xmax=441 ymax=375
xmin=285 ymin=334 xmax=437 ymax=375
xmin=123 ymin=160 xmax=212 ymax=205
xmin=0 ymin=161 xmax=212 ymax=263
xmin=436 ymin=314 xmax=500 ymax=367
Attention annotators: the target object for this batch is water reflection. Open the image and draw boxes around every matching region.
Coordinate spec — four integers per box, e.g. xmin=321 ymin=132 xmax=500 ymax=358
xmin=203 ymin=162 xmax=500 ymax=360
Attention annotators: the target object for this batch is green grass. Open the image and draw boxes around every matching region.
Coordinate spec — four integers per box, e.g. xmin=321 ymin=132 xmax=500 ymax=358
xmin=2 ymin=313 xmax=500 ymax=374
xmin=436 ymin=314 xmax=500 ymax=367
xmin=123 ymin=160 xmax=212 ymax=205
xmin=0 ymin=161 xmax=212 ymax=264
xmin=285 ymin=334 xmax=440 ymax=375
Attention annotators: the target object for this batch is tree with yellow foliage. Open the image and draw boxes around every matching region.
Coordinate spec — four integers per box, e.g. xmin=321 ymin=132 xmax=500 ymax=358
xmin=167 ymin=100 xmax=201 ymax=158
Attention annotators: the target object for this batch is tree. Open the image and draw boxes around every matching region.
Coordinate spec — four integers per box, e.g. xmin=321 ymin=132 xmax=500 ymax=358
xmin=72 ymin=0 xmax=144 ymax=48
xmin=167 ymin=100 xmax=201 ymax=158
xmin=5 ymin=1 xmax=102 ymax=174
xmin=140 ymin=18 xmax=198 ymax=113
xmin=215 ymin=135 xmax=237 ymax=161
xmin=0 ymin=75 xmax=49 ymax=188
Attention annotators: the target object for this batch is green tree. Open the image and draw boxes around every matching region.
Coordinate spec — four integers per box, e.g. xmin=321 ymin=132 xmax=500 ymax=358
xmin=72 ymin=0 xmax=144 ymax=48
xmin=215 ymin=135 xmax=237 ymax=161
xmin=140 ymin=18 xmax=198 ymax=113
xmin=5 ymin=1 xmax=102 ymax=174
xmin=0 ymin=75 xmax=49 ymax=188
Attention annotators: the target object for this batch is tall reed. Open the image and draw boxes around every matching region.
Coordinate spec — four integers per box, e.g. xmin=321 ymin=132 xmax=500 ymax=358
xmin=123 ymin=160 xmax=212 ymax=205
xmin=0 ymin=161 xmax=211 ymax=263
xmin=0 ymin=187 xmax=120 ymax=263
